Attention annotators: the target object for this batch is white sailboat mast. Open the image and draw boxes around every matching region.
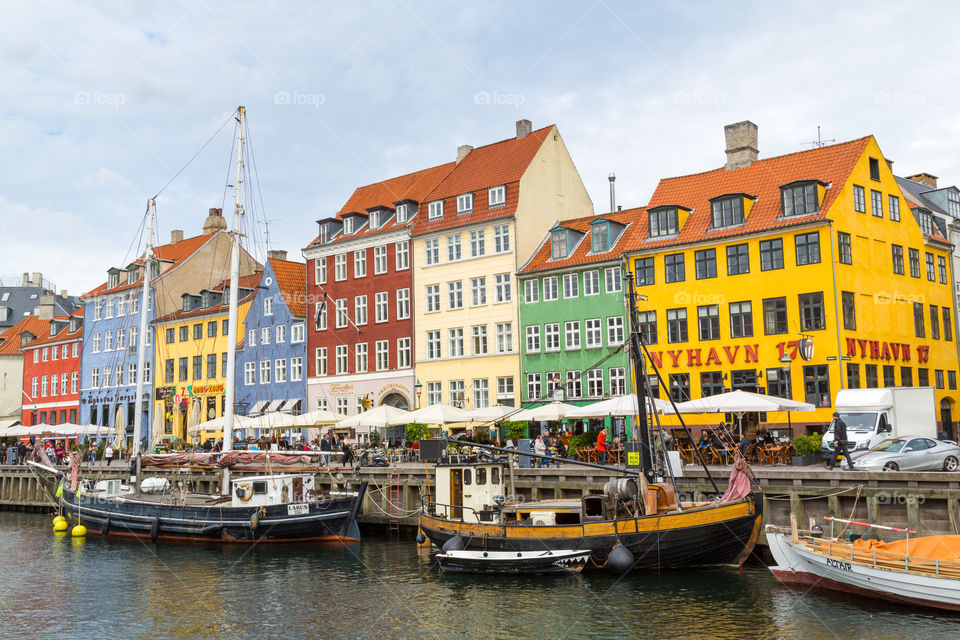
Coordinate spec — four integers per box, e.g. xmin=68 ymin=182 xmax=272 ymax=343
xmin=223 ymin=106 xmax=245 ymax=454
xmin=132 ymin=197 xmax=155 ymax=456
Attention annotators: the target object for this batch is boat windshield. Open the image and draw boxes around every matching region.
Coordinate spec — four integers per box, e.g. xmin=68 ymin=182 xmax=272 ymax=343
xmin=872 ymin=438 xmax=906 ymax=452
xmin=838 ymin=412 xmax=878 ymax=432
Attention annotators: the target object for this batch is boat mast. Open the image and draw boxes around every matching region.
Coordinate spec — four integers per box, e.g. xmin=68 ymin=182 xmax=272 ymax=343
xmin=132 ymin=197 xmax=155 ymax=457
xmin=223 ymin=106 xmax=245 ymax=459
xmin=625 ymin=272 xmax=654 ymax=482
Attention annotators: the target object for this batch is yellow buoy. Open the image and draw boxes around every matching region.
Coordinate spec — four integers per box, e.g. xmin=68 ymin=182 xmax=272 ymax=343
xmin=53 ymin=514 xmax=66 ymax=525
xmin=53 ymin=519 xmax=69 ymax=532
xmin=71 ymin=525 xmax=87 ymax=537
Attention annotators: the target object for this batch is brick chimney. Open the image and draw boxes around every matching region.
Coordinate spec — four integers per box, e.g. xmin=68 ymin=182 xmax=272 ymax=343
xmin=203 ymin=207 xmax=227 ymax=234
xmin=516 ymin=119 xmax=532 ymax=140
xmin=457 ymin=145 xmax=474 ymax=163
xmin=170 ymin=229 xmax=184 ymax=243
xmin=907 ymin=173 xmax=938 ymax=189
xmin=724 ymin=121 xmax=759 ymax=170
xmin=267 ymin=249 xmax=287 ymax=261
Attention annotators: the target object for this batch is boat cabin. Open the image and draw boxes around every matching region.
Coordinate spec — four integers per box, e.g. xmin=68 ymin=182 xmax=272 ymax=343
xmin=231 ymin=474 xmax=317 ymax=508
xmin=433 ymin=462 xmax=506 ymax=523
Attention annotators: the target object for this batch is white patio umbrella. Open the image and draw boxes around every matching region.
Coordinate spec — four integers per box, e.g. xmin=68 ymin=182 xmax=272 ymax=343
xmin=404 ymin=403 xmax=472 ymax=425
xmin=464 ymin=404 xmax=518 ymax=423
xmin=565 ymin=394 xmax=674 ymax=419
xmin=113 ymin=407 xmax=126 ymax=450
xmin=511 ymin=401 xmax=580 ymax=422
xmin=292 ymin=408 xmax=343 ymax=427
xmin=335 ymin=405 xmax=411 ymax=429
xmin=672 ymin=389 xmax=815 ymax=435
xmin=186 ymin=414 xmax=254 ymax=437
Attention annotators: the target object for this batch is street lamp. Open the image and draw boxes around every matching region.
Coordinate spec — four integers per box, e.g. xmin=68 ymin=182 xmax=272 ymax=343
xmin=414 ymin=378 xmax=423 ymax=409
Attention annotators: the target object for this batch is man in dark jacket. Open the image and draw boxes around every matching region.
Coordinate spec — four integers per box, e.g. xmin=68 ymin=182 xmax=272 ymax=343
xmin=827 ymin=411 xmax=857 ymax=471
xmin=320 ymin=434 xmax=332 ymax=466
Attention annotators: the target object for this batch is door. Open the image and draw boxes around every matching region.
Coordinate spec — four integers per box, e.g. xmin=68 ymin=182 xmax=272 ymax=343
xmin=292 ymin=477 xmax=303 ymax=502
xmin=450 ymin=469 xmax=463 ymax=520
xmin=941 ymin=399 xmax=954 ymax=440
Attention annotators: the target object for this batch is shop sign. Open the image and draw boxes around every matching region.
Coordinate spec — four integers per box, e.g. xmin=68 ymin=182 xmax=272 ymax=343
xmin=378 ymin=382 xmax=410 ymax=400
xmin=329 ymin=383 xmax=354 ymax=395
xmin=155 ymin=386 xmax=175 ymax=400
xmin=844 ymin=338 xmax=930 ymax=363
xmin=648 ymin=344 xmax=760 ymax=368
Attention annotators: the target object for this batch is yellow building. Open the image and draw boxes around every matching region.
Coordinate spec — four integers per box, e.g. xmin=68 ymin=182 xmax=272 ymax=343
xmin=625 ymin=122 xmax=959 ymax=437
xmin=410 ymin=120 xmax=593 ymax=420
xmin=151 ymin=274 xmax=258 ymax=443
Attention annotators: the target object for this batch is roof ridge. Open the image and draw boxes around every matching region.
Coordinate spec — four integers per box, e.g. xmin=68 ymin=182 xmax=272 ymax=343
xmin=348 ymin=161 xmax=456 ymax=192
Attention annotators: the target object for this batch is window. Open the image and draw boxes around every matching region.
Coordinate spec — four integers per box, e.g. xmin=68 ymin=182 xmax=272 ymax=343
xmin=892 ymin=245 xmax=905 ymax=275
xmin=470 ymin=230 xmax=485 ymax=257
xmin=648 ymin=207 xmax=678 ymax=237
xmin=448 ymin=328 xmax=464 ymax=357
xmin=525 ymin=325 xmax=541 ymax=353
xmin=256 ymin=359 xmax=271 ymax=384
xmin=92 ymin=332 xmax=101 ymax=353
xmin=275 ymin=324 xmax=286 ymax=343
xmin=781 ymin=182 xmax=818 ymax=216
xmin=889 ymin=195 xmax=901 ymax=222
xmin=917 ymin=209 xmax=935 ymax=235
xmin=353 ymin=250 xmax=367 ymax=278
xmin=494 ymin=225 xmax=510 ymax=253
xmin=315 ymin=347 xmax=327 ymax=376
xmin=355 ymin=343 xmax=368 ymax=373
xmin=105 ymin=298 xmax=114 ymax=319
xmin=846 ymin=363 xmax=861 ymax=389
xmin=396 ymin=288 xmax=410 ymax=320
xmin=803 ymin=365 xmax=831 ymax=407
xmin=552 ymin=229 xmax=570 ymax=259
xmin=837 ymin=232 xmax=852 ymax=265
xmin=924 ymin=252 xmax=936 ymax=282
xmin=665 ymin=373 xmax=688 ymax=402
xmin=564 ymin=321 xmax=581 ymax=350
xmin=698 ymin=305 xmax=720 ymax=340
xmin=428 ymin=200 xmax=444 ymax=220
xmin=883 ymin=365 xmax=896 ymax=388
xmin=191 ymin=323 xmax=202 ymax=340
xmin=562 ymin=273 xmax=579 ymax=298
xmin=638 ymin=311 xmax=657 ymax=344
xmin=842 ymin=291 xmax=856 ymax=330
xmin=605 ymin=267 xmax=622 ymax=293
xmin=203 ymin=320 xmax=216 ymax=339
xmin=701 ymin=371 xmax=724 ymax=397
xmin=585 ymin=318 xmax=602 ymax=347
xmin=343 ymin=216 xmax=356 ymax=235
xmin=104 ymin=331 xmax=113 ymax=350
xmin=472 ymin=325 xmax=488 ymax=355
xmin=448 ymin=281 xmax=463 ymax=309
xmin=758 ymin=238 xmax=784 ymax=271
xmin=472 ymin=378 xmax=489 ymax=409
xmin=853 ymin=185 xmax=865 ymax=213
xmin=449 ymin=380 xmax=465 ymax=406
xmin=424 ymin=238 xmax=439 ymax=265
xmin=425 ymin=382 xmax=441 ymax=406
xmin=94 ymin=300 xmax=102 ymax=320
xmin=635 ymin=257 xmax=655 ymax=286
xmin=164 ymin=359 xmax=174 ymax=383
xmin=936 ymin=370 xmax=946 ymax=390
xmin=543 ymin=276 xmax=558 ymax=300
xmin=373 ymin=246 xmax=387 ymax=274
xmin=91 ymin=369 xmax=100 ymax=388
xmin=496 ymin=323 xmax=512 ymax=353
xmin=315 ymin=257 xmax=327 ymax=284
xmin=222 ymin=319 xmax=228 ymax=336
xmin=871 ymin=190 xmax=883 ymax=218
xmin=725 ymin=245 xmax=750 ymax=278
xmin=32 ymin=349 xmax=39 ymax=364
xmin=495 ymin=274 xmax=511 ymax=302
xmin=261 ymin=327 xmax=271 ymax=345
xmin=901 ymin=366 xmax=913 ymax=387
xmin=939 ymin=256 xmax=948 ymax=284
xmin=50 ymin=375 xmax=58 ymax=396
xmin=544 ymin=323 xmax=560 ymax=351
xmin=456 ymin=193 xmax=473 ymax=214
xmin=425 ymin=285 xmax=440 ymax=313
xmin=314 ymin=302 xmax=327 ymax=330
xmin=695 ymin=249 xmax=717 ymax=280
xmin=711 ymin=196 xmax=744 ymax=228
xmin=375 ymin=291 xmax=389 ymax=322
xmin=763 ymin=297 xmax=788 ymax=335
xmin=335 ymin=345 xmax=348 ymax=374
xmin=591 ymin=223 xmax=610 ymax=253
xmin=396 ymin=241 xmax=409 ymax=270
xmin=526 ymin=373 xmax=542 ymax=401
xmin=565 ymin=371 xmax=582 ymax=399
xmin=334 ymin=254 xmax=347 ymax=281
xmin=244 ymin=362 xmax=255 ymax=385
xmin=523 ymin=279 xmax=538 ymax=304
xmin=914 ymin=302 xmax=925 ymax=338
xmin=799 ymin=292 xmax=825 ymax=331
xmin=767 ymin=367 xmax=791 ymax=399
xmin=178 ymin=357 xmax=188 ymax=381
xmin=335 ymin=298 xmax=348 ymax=328
xmin=396 ymin=203 xmax=410 ymax=224
xmin=865 ymin=364 xmax=878 ymax=388
xmin=496 ymin=376 xmax=514 ymax=404
xmin=192 ymin=355 xmax=202 ymax=380
xmin=273 ymin=358 xmax=287 ymax=383
xmin=667 ymin=308 xmax=688 ymax=343
xmin=950 ymin=371 xmax=958 ymax=391
xmin=909 ymin=248 xmax=921 ymax=277
xmin=919 ymin=368 xmax=930 ymax=387
xmin=262 ymin=294 xmax=274 ymax=317
xmin=292 ymin=323 xmax=304 ymax=342
xmin=931 ymin=305 xmax=941 ymax=340
xmin=665 ymin=253 xmax=685 ymax=283
xmin=397 ymin=338 xmax=411 ymax=368
xmin=426 ymin=331 xmax=441 ymax=359
xmin=489 ymin=185 xmax=506 ymax=207
xmin=729 ymin=301 xmax=753 ymax=338
xmin=607 ymin=316 xmax=624 ymax=345
xmin=179 ymin=326 xmax=188 ymax=342
xmin=943 ymin=307 xmax=953 ymax=341
xmin=447 ymin=234 xmax=462 ymax=261
xmin=795 ymin=232 xmax=820 ymax=265
xmin=336 ymin=397 xmax=348 ymax=415
xmin=583 ymin=270 xmax=600 ymax=295
xmin=608 ymin=368 xmax=626 ymax=396
xmin=587 ymin=369 xmax=604 ymax=397
xmin=206 ymin=353 xmax=216 ymax=379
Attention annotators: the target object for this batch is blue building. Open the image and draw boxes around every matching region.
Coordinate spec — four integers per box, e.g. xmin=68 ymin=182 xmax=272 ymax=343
xmin=236 ymin=252 xmax=308 ymax=439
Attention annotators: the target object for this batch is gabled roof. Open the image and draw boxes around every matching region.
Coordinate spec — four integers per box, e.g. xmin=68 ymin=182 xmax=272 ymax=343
xmin=520 ymin=208 xmax=643 ymax=275
xmin=20 ymin=312 xmax=83 ymax=348
xmin=81 ymin=232 xmax=218 ymax=298
xmin=412 ymin=126 xmax=554 ymax=236
xmin=0 ymin=316 xmax=51 ymax=356
xmin=640 ymin=136 xmax=872 ymax=249
xmin=268 ymin=258 xmax=307 ymax=318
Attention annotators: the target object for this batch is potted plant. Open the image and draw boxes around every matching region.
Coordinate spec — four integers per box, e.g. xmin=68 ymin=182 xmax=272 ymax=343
xmin=792 ymin=433 xmax=823 ymax=466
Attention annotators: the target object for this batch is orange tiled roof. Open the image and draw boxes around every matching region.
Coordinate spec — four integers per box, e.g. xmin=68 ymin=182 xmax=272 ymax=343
xmin=269 ymin=258 xmax=307 ymax=318
xmin=520 ymin=208 xmax=645 ymax=275
xmin=0 ymin=316 xmax=51 ymax=356
xmin=81 ymin=232 xmax=218 ymax=298
xmin=411 ymin=126 xmax=554 ymax=236
xmin=637 ymin=136 xmax=873 ymax=249
xmin=20 ymin=314 xmax=82 ymax=348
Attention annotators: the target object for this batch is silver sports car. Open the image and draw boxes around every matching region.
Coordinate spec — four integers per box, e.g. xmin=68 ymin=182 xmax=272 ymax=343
xmin=841 ymin=436 xmax=960 ymax=472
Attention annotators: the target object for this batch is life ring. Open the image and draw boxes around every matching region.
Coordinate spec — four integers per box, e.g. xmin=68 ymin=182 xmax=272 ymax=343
xmin=235 ymin=482 xmax=253 ymax=502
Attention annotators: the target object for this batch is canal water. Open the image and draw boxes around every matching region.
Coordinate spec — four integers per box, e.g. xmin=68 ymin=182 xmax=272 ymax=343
xmin=1 ymin=512 xmax=958 ymax=640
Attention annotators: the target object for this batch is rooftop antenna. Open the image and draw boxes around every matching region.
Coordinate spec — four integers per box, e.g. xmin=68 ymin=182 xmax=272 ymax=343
xmin=259 ymin=217 xmax=280 ymax=251
xmin=806 ymin=126 xmax=835 ymax=149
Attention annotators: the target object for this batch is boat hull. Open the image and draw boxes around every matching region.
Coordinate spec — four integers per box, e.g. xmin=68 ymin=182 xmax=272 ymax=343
xmin=60 ymin=483 xmax=367 ymax=544
xmin=767 ymin=531 xmax=960 ymax=612
xmin=437 ymin=549 xmax=589 ymax=574
xmin=420 ymin=492 xmax=762 ymax=571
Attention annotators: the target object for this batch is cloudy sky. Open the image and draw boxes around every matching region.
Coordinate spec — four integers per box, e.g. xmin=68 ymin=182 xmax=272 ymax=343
xmin=2 ymin=1 xmax=958 ymax=295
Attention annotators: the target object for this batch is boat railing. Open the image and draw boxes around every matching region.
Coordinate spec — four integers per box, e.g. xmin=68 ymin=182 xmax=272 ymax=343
xmin=421 ymin=498 xmax=484 ymax=523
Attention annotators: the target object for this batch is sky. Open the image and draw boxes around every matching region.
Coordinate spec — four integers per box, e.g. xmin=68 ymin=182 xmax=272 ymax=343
xmin=2 ymin=0 xmax=959 ymax=296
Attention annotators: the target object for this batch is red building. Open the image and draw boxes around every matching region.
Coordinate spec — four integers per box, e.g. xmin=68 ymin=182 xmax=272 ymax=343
xmin=303 ymin=163 xmax=452 ymax=424
xmin=21 ymin=312 xmax=83 ymax=426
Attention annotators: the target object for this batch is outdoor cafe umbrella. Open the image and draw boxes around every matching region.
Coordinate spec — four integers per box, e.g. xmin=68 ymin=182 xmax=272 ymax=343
xmin=510 ymin=401 xmax=580 ymax=422
xmin=186 ymin=414 xmax=254 ymax=438
xmin=464 ymin=404 xmax=518 ymax=423
xmin=113 ymin=407 xmax=126 ymax=450
xmin=404 ymin=403 xmax=471 ymax=425
xmin=564 ymin=394 xmax=674 ymax=419
xmin=335 ymin=405 xmax=411 ymax=440
xmin=672 ymin=389 xmax=815 ymax=435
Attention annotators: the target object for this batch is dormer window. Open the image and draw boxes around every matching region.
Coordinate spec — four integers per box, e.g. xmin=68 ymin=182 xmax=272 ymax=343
xmin=551 ymin=229 xmax=568 ymax=259
xmin=649 ymin=207 xmax=679 ymax=238
xmin=319 ymin=225 xmax=329 ymax=244
xmin=591 ymin=222 xmax=609 ymax=253
xmin=126 ymin=268 xmax=137 ymax=285
xmin=108 ymin=271 xmax=119 ymax=288
xmin=396 ymin=203 xmax=410 ymax=223
xmin=344 ymin=217 xmax=356 ymax=234
xmin=710 ymin=195 xmax=745 ymax=229
xmin=948 ymin=193 xmax=960 ymax=218
xmin=915 ymin=208 xmax=935 ymax=235
xmin=780 ymin=181 xmax=820 ymax=217
xmin=428 ymin=200 xmax=444 ymax=220
xmin=70 ymin=316 xmax=81 ymax=333
xmin=456 ymin=193 xmax=473 ymax=214
xmin=488 ymin=185 xmax=506 ymax=207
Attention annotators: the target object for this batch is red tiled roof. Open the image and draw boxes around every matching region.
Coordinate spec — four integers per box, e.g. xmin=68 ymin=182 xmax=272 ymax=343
xmin=0 ymin=316 xmax=51 ymax=356
xmin=637 ymin=136 xmax=872 ymax=249
xmin=81 ymin=232 xmax=218 ymax=298
xmin=20 ymin=314 xmax=82 ymax=348
xmin=411 ymin=126 xmax=554 ymax=236
xmin=520 ymin=208 xmax=645 ymax=274
xmin=269 ymin=258 xmax=307 ymax=317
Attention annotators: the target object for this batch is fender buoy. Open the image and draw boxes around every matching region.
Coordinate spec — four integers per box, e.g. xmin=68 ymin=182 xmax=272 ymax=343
xmin=71 ymin=525 xmax=87 ymax=537
xmin=605 ymin=542 xmax=634 ymax=575
xmin=102 ymin=518 xmax=111 ymax=535
xmin=249 ymin=513 xmax=259 ymax=530
xmin=415 ymin=531 xmax=426 ymax=544
xmin=235 ymin=483 xmax=253 ymax=502
xmin=149 ymin=517 xmax=160 ymax=542
xmin=441 ymin=535 xmax=464 ymax=553
xmin=53 ymin=517 xmax=68 ymax=532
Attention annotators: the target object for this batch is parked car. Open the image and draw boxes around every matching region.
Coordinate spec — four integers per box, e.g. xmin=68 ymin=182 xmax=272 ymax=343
xmin=841 ymin=436 xmax=960 ymax=472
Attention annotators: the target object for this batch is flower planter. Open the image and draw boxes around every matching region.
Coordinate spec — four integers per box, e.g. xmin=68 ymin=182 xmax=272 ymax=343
xmin=791 ymin=454 xmax=821 ymax=466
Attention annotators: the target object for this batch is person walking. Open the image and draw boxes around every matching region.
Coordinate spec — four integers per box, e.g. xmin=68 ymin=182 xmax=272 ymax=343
xmin=596 ymin=428 xmax=608 ymax=465
xmin=105 ymin=444 xmax=114 ymax=466
xmin=827 ymin=411 xmax=857 ymax=471
xmin=320 ymin=433 xmax=332 ymax=466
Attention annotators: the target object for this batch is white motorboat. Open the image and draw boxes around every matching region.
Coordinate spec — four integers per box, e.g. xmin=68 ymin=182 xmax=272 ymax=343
xmin=436 ymin=548 xmax=590 ymax=574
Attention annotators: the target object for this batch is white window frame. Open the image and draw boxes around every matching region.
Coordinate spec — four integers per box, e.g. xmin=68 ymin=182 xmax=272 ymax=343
xmin=395 ymin=241 xmax=409 ymax=270
xmin=315 ymin=347 xmax=327 ymax=376
xmin=470 ymin=229 xmax=485 ymax=257
xmin=290 ymin=357 xmax=303 ymax=381
xmin=496 ymin=322 xmax=513 ymax=353
xmin=545 ymin=323 xmax=560 ymax=351
xmin=425 ymin=284 xmax=440 ymax=313
xmin=471 ymin=277 xmax=486 ymax=306
xmin=565 ymin=321 xmax=581 ymax=350
xmin=447 ymin=234 xmax=462 ymax=261
xmin=375 ymin=340 xmax=389 ymax=371
xmin=396 ymin=288 xmax=410 ymax=320
xmin=291 ymin=323 xmax=304 ymax=343
xmin=428 ymin=200 xmax=444 ymax=220
xmin=457 ymin=193 xmax=473 ymax=214
xmin=448 ymin=281 xmax=463 ymax=310
xmin=315 ymin=258 xmax=327 ymax=285
xmin=525 ymin=325 xmax=541 ymax=353
xmin=424 ymin=238 xmax=439 ymax=265
xmin=494 ymin=274 xmax=511 ymax=303
xmin=563 ymin=273 xmax=579 ymax=298
xmin=607 ymin=316 xmax=624 ymax=346
xmin=605 ymin=267 xmax=622 ymax=293
xmin=494 ymin=224 xmax=510 ymax=253
xmin=355 ymin=343 xmax=368 ymax=373
xmin=375 ymin=291 xmax=389 ymax=323
xmin=354 ymin=295 xmax=368 ymax=326
xmin=397 ymin=337 xmax=411 ymax=368
xmin=373 ymin=245 xmax=388 ymax=274
xmin=543 ymin=276 xmax=558 ymax=301
xmin=583 ymin=270 xmax=600 ymax=296
xmin=354 ymin=250 xmax=367 ymax=278
xmin=335 ymin=345 xmax=348 ymax=374
xmin=488 ymin=185 xmax=506 ymax=207
xmin=585 ymin=318 xmax=602 ymax=348
xmin=334 ymin=254 xmax=347 ymax=281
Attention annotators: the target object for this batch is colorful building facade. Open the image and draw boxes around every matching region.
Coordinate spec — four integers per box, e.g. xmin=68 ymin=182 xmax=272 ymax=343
xmin=21 ymin=313 xmax=82 ymax=426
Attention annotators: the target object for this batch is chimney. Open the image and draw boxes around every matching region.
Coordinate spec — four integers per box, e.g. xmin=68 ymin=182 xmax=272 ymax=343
xmin=885 ymin=158 xmax=895 ymax=172
xmin=457 ymin=145 xmax=474 ymax=163
xmin=267 ymin=249 xmax=287 ymax=261
xmin=203 ymin=207 xmax=227 ymax=234
xmin=60 ymin=289 xmax=68 ymax=297
xmin=723 ymin=121 xmax=759 ymax=170
xmin=35 ymin=294 xmax=55 ymax=320
xmin=31 ymin=272 xmax=42 ymax=287
xmin=907 ymin=173 xmax=938 ymax=189
xmin=516 ymin=119 xmax=532 ymax=140
xmin=608 ymin=173 xmax=616 ymax=212
xmin=22 ymin=272 xmax=28 ymax=286
xmin=171 ymin=229 xmax=184 ymax=243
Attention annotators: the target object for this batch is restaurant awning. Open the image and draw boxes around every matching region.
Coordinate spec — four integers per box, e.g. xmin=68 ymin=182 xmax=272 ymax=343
xmin=265 ymin=399 xmax=284 ymax=414
xmin=279 ymin=398 xmax=301 ymax=414
xmin=248 ymin=400 xmax=268 ymax=417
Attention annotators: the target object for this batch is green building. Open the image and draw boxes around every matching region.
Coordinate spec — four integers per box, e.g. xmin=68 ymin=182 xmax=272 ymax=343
xmin=517 ymin=208 xmax=641 ymax=437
